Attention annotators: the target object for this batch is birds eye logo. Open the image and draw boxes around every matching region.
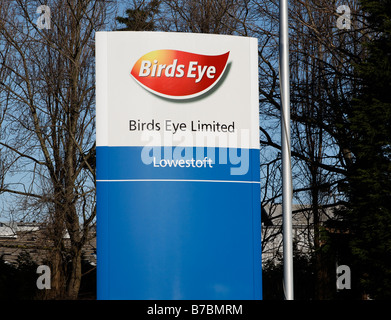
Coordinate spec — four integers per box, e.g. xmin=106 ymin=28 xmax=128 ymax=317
xmin=131 ymin=50 xmax=230 ymax=99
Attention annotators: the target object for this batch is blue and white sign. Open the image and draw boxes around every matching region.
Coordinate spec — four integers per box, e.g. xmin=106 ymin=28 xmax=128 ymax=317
xmin=96 ymin=31 xmax=262 ymax=299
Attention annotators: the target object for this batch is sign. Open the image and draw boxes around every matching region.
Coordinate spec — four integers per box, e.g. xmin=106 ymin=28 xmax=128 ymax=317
xmin=96 ymin=31 xmax=262 ymax=299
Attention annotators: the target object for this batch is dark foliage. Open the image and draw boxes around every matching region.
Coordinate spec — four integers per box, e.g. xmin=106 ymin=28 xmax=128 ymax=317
xmin=116 ymin=0 xmax=161 ymax=31
xmin=335 ymin=0 xmax=391 ymax=299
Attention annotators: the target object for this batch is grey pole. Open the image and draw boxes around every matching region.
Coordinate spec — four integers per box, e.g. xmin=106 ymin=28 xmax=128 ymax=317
xmin=279 ymin=0 xmax=294 ymax=300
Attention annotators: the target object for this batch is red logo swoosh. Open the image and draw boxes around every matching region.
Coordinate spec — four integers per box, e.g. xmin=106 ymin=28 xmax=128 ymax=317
xmin=131 ymin=50 xmax=230 ymax=99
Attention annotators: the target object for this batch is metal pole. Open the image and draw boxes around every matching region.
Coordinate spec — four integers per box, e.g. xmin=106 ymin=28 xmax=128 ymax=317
xmin=280 ymin=0 xmax=294 ymax=300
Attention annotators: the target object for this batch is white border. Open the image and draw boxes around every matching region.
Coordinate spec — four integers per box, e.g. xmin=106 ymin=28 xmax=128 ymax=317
xmin=97 ymin=179 xmax=260 ymax=184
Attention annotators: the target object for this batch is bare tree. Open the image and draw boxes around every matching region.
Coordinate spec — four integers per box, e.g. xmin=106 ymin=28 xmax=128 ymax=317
xmin=0 ymin=0 xmax=110 ymax=299
xmin=157 ymin=0 xmax=254 ymax=35
xmin=255 ymin=0 xmax=369 ymax=298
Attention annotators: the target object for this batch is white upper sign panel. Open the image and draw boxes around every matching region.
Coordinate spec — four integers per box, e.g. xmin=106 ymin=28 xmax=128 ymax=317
xmin=96 ymin=31 xmax=259 ymax=149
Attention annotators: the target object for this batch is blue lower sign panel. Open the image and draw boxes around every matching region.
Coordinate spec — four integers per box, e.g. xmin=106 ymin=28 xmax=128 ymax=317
xmin=97 ymin=146 xmax=262 ymax=299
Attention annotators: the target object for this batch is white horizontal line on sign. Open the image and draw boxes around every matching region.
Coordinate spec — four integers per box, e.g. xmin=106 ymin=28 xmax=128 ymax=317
xmin=97 ymin=179 xmax=260 ymax=184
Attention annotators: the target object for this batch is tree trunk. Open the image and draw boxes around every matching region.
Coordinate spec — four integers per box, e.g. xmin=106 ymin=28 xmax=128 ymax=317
xmin=67 ymin=248 xmax=82 ymax=299
xmin=311 ymin=168 xmax=333 ymax=300
xmin=48 ymin=249 xmax=67 ymax=299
